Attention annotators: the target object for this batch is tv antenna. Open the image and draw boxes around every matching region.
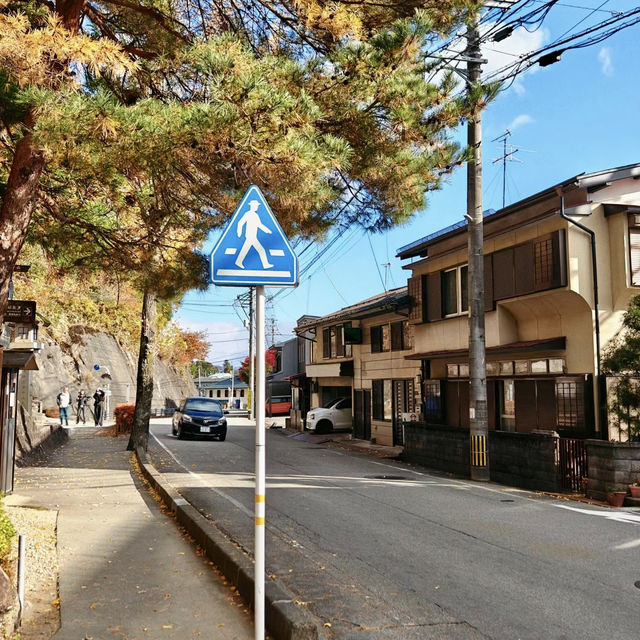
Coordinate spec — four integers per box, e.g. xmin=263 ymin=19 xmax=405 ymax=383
xmin=492 ymin=130 xmax=534 ymax=208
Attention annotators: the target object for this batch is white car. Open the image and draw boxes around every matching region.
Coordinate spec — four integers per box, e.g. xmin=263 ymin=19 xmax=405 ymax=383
xmin=306 ymin=397 xmax=352 ymax=433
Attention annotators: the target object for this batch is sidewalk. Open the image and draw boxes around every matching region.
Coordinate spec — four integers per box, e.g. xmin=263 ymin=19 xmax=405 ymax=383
xmin=5 ymin=427 xmax=254 ymax=640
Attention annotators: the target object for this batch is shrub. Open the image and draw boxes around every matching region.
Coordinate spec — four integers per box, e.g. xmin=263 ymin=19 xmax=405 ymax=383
xmin=114 ymin=404 xmax=135 ymax=434
xmin=0 ymin=499 xmax=16 ymax=565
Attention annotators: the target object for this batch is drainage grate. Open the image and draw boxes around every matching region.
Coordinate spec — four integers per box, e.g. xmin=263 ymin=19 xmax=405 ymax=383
xmin=500 ymin=499 xmax=515 ymax=503
xmin=365 ymin=475 xmax=408 ymax=480
xmin=635 ymin=581 xmax=640 ymax=590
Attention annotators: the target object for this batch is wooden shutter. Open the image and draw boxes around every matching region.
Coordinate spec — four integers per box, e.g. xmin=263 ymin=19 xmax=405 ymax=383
xmin=484 ymin=254 xmax=494 ymax=312
xmin=370 ymin=326 xmax=382 ymax=353
xmin=537 ymin=380 xmax=557 ymax=429
xmin=425 ymin=272 xmax=442 ymax=322
xmin=514 ymin=380 xmax=537 ymax=433
xmin=407 ymin=276 xmax=423 ymax=323
xmin=492 ymin=248 xmax=515 ymax=300
xmin=514 ymin=241 xmax=535 ymax=296
xmin=336 ymin=325 xmax=344 ymax=357
xmin=322 ymin=328 xmax=330 ymax=359
xmin=551 ymin=229 xmax=567 ymax=288
xmin=390 ymin=321 xmax=403 ymax=351
xmin=372 ymin=380 xmax=383 ymax=419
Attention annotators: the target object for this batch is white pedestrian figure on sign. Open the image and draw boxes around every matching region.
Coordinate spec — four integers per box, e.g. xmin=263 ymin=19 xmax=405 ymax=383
xmin=235 ymin=199 xmax=274 ymax=269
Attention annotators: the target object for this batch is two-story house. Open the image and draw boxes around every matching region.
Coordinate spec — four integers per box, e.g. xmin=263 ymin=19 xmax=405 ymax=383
xmin=295 ymin=287 xmax=420 ymax=445
xmin=397 ymin=163 xmax=640 ymax=440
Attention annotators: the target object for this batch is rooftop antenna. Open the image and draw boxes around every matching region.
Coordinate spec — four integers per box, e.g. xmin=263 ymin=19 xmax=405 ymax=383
xmin=491 ymin=130 xmax=534 ymax=208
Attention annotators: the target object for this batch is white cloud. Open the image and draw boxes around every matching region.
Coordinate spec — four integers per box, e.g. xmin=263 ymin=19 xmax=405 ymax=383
xmin=506 ymin=114 xmax=534 ymax=132
xmin=481 ymin=24 xmax=549 ymax=95
xmin=598 ymin=47 xmax=613 ymax=76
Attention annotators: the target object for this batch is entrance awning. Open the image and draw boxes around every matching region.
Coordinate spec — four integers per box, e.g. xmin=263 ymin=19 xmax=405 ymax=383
xmin=2 ymin=350 xmax=39 ymax=370
xmin=405 ymin=337 xmax=566 ymax=360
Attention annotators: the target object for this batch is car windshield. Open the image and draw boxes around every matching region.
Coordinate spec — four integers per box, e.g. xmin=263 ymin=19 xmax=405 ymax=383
xmin=184 ymin=399 xmax=223 ymax=414
xmin=322 ymin=397 xmax=345 ymax=409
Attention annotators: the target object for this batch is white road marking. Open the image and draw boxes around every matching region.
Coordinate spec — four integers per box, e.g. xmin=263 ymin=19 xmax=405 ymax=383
xmin=553 ymin=503 xmax=640 ymax=525
xmin=150 ymin=430 xmax=253 ymax=518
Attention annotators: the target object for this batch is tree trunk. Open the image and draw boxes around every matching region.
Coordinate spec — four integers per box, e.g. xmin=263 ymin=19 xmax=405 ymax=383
xmin=0 ymin=110 xmax=46 ymax=321
xmin=128 ymin=288 xmax=157 ymax=452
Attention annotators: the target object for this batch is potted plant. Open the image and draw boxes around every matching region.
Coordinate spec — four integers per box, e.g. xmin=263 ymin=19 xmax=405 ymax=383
xmin=629 ymin=478 xmax=640 ymax=499
xmin=606 ymin=486 xmax=627 ymax=507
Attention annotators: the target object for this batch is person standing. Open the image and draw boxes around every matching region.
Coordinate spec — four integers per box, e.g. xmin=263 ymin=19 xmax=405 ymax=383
xmin=93 ymin=388 xmax=106 ymax=426
xmin=76 ymin=389 xmax=88 ymax=425
xmin=57 ymin=386 xmax=72 ymax=426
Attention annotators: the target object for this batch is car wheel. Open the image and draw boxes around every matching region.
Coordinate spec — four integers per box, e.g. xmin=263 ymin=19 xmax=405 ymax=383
xmin=171 ymin=423 xmax=176 ymax=435
xmin=177 ymin=424 xmax=184 ymax=440
xmin=218 ymin=432 xmax=227 ymax=442
xmin=316 ymin=420 xmax=333 ymax=434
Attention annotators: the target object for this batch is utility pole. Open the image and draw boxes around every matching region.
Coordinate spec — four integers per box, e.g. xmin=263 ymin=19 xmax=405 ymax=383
xmin=466 ymin=14 xmax=489 ymax=482
xmin=249 ymin=287 xmax=255 ymax=421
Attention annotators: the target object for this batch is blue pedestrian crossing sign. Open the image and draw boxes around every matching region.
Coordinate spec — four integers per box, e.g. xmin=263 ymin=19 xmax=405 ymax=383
xmin=210 ymin=185 xmax=298 ymax=287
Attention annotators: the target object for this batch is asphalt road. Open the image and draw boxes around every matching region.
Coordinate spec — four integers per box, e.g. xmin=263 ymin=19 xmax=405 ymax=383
xmin=148 ymin=417 xmax=640 ymax=640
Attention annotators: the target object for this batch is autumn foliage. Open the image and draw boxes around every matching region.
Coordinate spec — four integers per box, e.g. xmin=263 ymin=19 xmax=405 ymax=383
xmin=114 ymin=404 xmax=135 ymax=434
xmin=238 ymin=349 xmax=277 ymax=383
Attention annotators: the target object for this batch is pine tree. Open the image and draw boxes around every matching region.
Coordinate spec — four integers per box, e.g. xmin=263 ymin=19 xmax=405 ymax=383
xmin=3 ymin=1 xmax=485 ymax=450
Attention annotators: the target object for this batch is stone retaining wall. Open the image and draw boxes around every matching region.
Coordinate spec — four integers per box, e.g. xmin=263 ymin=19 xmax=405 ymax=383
xmin=585 ymin=440 xmax=640 ymax=501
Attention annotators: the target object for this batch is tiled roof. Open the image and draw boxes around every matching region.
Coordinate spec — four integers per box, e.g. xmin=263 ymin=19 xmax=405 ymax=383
xmin=296 ymin=286 xmax=409 ymax=331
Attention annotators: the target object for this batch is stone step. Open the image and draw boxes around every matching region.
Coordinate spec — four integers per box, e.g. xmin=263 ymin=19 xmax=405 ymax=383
xmin=624 ymin=495 xmax=640 ymax=507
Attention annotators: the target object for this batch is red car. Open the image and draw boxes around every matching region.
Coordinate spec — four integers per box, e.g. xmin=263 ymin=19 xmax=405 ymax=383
xmin=266 ymin=396 xmax=291 ymax=416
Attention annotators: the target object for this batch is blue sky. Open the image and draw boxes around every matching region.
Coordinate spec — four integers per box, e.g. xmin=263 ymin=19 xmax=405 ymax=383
xmin=176 ymin=2 xmax=640 ymax=367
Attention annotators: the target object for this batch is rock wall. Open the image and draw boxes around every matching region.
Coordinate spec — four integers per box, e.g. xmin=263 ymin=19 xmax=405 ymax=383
xmin=586 ymin=440 xmax=640 ymax=500
xmin=31 ymin=325 xmax=196 ymax=418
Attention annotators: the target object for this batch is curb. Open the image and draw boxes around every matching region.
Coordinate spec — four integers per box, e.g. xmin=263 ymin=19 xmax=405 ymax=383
xmin=135 ymin=450 xmax=323 ymax=640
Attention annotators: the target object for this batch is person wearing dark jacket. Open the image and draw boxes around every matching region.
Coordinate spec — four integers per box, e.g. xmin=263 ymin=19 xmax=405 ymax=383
xmin=76 ymin=389 xmax=88 ymax=425
xmin=93 ymin=388 xmax=106 ymax=426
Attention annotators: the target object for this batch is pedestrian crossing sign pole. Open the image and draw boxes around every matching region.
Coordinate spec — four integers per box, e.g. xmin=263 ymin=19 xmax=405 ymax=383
xmin=210 ymin=185 xmax=298 ymax=640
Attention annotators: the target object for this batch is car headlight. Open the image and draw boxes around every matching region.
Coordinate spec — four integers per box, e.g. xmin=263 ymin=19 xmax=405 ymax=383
xmin=308 ymin=413 xmax=315 ymax=420
xmin=182 ymin=413 xmax=193 ymax=422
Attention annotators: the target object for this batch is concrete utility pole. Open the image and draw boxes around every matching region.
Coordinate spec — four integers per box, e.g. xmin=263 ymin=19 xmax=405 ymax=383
xmin=466 ymin=16 xmax=489 ymax=482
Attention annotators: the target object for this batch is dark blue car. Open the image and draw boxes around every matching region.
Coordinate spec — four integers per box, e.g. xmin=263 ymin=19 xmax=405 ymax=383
xmin=172 ymin=397 xmax=227 ymax=440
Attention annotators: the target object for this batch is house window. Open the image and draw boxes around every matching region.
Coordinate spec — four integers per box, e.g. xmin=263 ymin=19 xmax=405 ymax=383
xmin=322 ymin=324 xmax=351 ymax=359
xmin=240 ymin=389 xmax=245 ymax=397
xmin=442 ymin=265 xmax=468 ymax=316
xmin=534 ymin=237 xmax=553 ymax=287
xmin=372 ymin=379 xmax=392 ymax=421
xmin=500 ymin=379 xmax=516 ymax=431
xmin=556 ymin=380 xmax=583 ymax=428
xmin=372 ymin=321 xmax=410 ymax=353
xmin=216 ymin=390 xmax=221 ymax=398
xmin=629 ymin=221 xmax=640 ymax=286
xmin=423 ymin=380 xmax=441 ymax=420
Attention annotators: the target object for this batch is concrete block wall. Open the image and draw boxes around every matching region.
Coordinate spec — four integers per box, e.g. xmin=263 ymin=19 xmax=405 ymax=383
xmin=403 ymin=423 xmax=561 ymax=492
xmin=586 ymin=440 xmax=640 ymax=500
xmin=403 ymin=423 xmax=470 ymax=477
xmin=490 ymin=431 xmax=560 ymax=492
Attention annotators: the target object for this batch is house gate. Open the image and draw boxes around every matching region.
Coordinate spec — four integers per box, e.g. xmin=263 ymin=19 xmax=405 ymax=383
xmin=557 ymin=437 xmax=587 ymax=492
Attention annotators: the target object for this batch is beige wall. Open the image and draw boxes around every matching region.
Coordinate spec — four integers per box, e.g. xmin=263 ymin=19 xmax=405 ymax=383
xmin=354 ymin=312 xmax=420 ymax=446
